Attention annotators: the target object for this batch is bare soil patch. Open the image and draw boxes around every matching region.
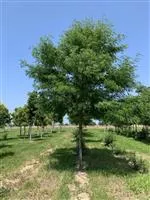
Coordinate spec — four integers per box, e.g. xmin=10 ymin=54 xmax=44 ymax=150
xmin=1 ymin=148 xmax=53 ymax=191
xmin=68 ymin=171 xmax=90 ymax=200
xmin=1 ymin=159 xmax=40 ymax=190
xmin=108 ymin=177 xmax=138 ymax=200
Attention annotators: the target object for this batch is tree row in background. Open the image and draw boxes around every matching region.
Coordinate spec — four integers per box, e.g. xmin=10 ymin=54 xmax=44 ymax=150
xmin=99 ymin=86 xmax=150 ymax=141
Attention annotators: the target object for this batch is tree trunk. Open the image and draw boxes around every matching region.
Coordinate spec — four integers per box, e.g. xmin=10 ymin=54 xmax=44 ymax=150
xmin=24 ymin=126 xmax=26 ymax=137
xmin=41 ymin=125 xmax=44 ymax=139
xmin=28 ymin=125 xmax=32 ymax=141
xmin=20 ymin=126 xmax=22 ymax=136
xmin=51 ymin=120 xmax=54 ymax=133
xmin=59 ymin=123 xmax=62 ymax=133
xmin=78 ymin=122 xmax=83 ymax=171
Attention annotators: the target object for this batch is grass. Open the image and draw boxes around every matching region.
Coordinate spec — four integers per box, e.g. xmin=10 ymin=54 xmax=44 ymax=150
xmin=0 ymin=127 xmax=150 ymax=199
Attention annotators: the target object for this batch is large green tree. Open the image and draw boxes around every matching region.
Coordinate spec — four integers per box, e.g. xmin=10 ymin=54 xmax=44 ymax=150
xmin=22 ymin=20 xmax=135 ymax=169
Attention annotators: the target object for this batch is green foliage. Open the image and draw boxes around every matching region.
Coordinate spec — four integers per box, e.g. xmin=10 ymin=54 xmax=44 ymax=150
xmin=0 ymin=186 xmax=10 ymax=198
xmin=128 ymin=153 xmax=149 ymax=173
xmin=112 ymin=146 xmax=125 ymax=155
xmin=22 ymin=19 xmax=136 ymax=169
xmin=100 ymin=87 xmax=150 ymax=142
xmin=103 ymin=133 xmax=115 ymax=148
xmin=0 ymin=104 xmax=10 ymax=128
xmin=22 ymin=19 xmax=135 ymax=126
xmin=136 ymin=87 xmax=150 ymax=126
xmin=27 ymin=91 xmax=39 ymax=125
xmin=2 ymin=133 xmax=8 ymax=140
xmin=135 ymin=127 xmax=150 ymax=141
xmin=12 ymin=106 xmax=28 ymax=127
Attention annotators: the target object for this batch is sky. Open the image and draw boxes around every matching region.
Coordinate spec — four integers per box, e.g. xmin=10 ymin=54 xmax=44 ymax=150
xmin=0 ymin=0 xmax=150 ymax=112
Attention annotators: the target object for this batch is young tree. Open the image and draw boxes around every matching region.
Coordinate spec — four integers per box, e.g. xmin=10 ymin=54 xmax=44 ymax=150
xmin=27 ymin=91 xmax=39 ymax=140
xmin=12 ymin=106 xmax=28 ymax=136
xmin=0 ymin=104 xmax=10 ymax=129
xmin=22 ymin=20 xmax=135 ymax=169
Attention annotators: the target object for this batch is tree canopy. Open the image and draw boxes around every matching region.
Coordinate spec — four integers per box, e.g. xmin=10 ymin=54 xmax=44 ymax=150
xmin=0 ymin=104 xmax=10 ymax=128
xmin=22 ymin=19 xmax=136 ymax=169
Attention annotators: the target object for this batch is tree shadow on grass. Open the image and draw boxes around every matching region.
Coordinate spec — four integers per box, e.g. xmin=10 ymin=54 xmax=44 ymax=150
xmin=48 ymin=148 xmax=76 ymax=171
xmin=0 ymin=151 xmax=15 ymax=159
xmin=18 ymin=133 xmax=52 ymax=141
xmin=85 ymin=139 xmax=102 ymax=143
xmin=0 ymin=137 xmax=16 ymax=142
xmin=0 ymin=143 xmax=12 ymax=149
xmin=48 ymin=147 xmax=136 ymax=176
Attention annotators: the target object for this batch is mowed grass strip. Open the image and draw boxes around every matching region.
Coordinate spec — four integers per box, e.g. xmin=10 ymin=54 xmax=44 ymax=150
xmin=0 ymin=127 xmax=75 ymax=199
xmin=85 ymin=128 xmax=150 ymax=200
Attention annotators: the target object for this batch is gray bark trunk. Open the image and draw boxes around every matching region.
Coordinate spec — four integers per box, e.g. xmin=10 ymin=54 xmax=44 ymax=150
xmin=41 ymin=125 xmax=44 ymax=139
xmin=78 ymin=122 xmax=83 ymax=171
xmin=24 ymin=126 xmax=26 ymax=135
xmin=51 ymin=120 xmax=54 ymax=133
xmin=28 ymin=125 xmax=32 ymax=141
xmin=20 ymin=126 xmax=22 ymax=136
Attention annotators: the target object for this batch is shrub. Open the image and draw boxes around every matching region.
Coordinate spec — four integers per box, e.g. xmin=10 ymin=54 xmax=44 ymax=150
xmin=2 ymin=133 xmax=8 ymax=140
xmin=108 ymin=128 xmax=114 ymax=133
xmin=128 ymin=153 xmax=149 ymax=173
xmin=113 ymin=147 xmax=125 ymax=155
xmin=0 ymin=187 xmax=10 ymax=198
xmin=103 ymin=133 xmax=115 ymax=148
xmin=135 ymin=128 xmax=150 ymax=142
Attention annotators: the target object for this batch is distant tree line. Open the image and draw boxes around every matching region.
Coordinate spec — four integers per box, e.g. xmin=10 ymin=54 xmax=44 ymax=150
xmin=99 ymin=86 xmax=150 ymax=142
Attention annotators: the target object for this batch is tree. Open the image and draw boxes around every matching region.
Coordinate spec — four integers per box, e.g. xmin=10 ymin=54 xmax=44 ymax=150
xmin=22 ymin=19 xmax=135 ymax=170
xmin=135 ymin=86 xmax=150 ymax=140
xmin=136 ymin=87 xmax=150 ymax=127
xmin=12 ymin=106 xmax=28 ymax=136
xmin=27 ymin=91 xmax=39 ymax=140
xmin=38 ymin=91 xmax=66 ymax=133
xmin=0 ymin=104 xmax=10 ymax=128
xmin=99 ymin=96 xmax=140 ymax=135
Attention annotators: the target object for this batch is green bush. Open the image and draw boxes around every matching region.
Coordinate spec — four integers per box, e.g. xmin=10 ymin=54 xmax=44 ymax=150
xmin=128 ymin=153 xmax=149 ymax=173
xmin=103 ymin=133 xmax=115 ymax=148
xmin=108 ymin=128 xmax=114 ymax=133
xmin=0 ymin=187 xmax=10 ymax=198
xmin=135 ymin=128 xmax=150 ymax=141
xmin=2 ymin=133 xmax=8 ymax=140
xmin=113 ymin=147 xmax=125 ymax=155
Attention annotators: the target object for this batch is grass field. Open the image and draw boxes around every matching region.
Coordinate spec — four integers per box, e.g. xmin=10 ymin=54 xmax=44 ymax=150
xmin=0 ymin=127 xmax=150 ymax=200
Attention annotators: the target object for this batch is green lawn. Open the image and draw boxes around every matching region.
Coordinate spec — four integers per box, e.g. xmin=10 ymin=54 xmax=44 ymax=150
xmin=0 ymin=127 xmax=150 ymax=200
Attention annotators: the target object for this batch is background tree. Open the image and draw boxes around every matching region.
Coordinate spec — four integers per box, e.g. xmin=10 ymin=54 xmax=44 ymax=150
xmin=22 ymin=20 xmax=136 ymax=169
xmin=27 ymin=91 xmax=39 ymax=140
xmin=0 ymin=104 xmax=10 ymax=129
xmin=12 ymin=106 xmax=28 ymax=136
xmin=135 ymin=86 xmax=150 ymax=140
